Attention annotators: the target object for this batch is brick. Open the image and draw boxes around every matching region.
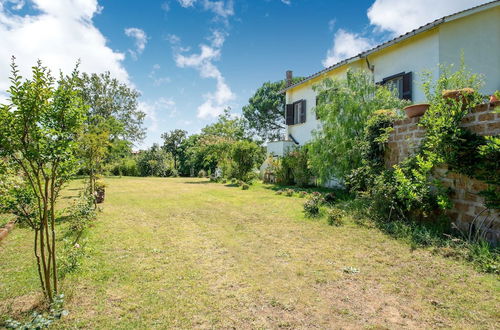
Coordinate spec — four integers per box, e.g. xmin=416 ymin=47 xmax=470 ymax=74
xmin=397 ymin=126 xmax=408 ymax=133
xmin=464 ymin=191 xmax=479 ymax=202
xmin=471 ymin=103 xmax=489 ymax=113
xmin=455 ymin=202 xmax=472 ymax=213
xmin=486 ymin=121 xmax=500 ymax=132
xmin=471 ymin=180 xmax=488 ymax=192
xmin=461 ymin=214 xmax=475 ymax=224
xmin=467 ymin=124 xmax=486 ymax=135
xmin=461 ymin=115 xmax=476 ymax=124
xmin=478 ymin=113 xmax=495 ymax=121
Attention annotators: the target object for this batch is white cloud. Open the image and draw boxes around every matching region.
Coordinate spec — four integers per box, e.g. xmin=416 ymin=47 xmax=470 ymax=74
xmin=177 ymin=0 xmax=196 ymax=8
xmin=202 ymin=0 xmax=233 ymax=19
xmin=322 ymin=0 xmax=487 ymax=68
xmin=161 ymin=1 xmax=170 ymax=12
xmin=174 ymin=30 xmax=234 ymax=118
xmin=281 ymin=0 xmax=291 ymax=5
xmin=367 ymin=0 xmax=489 ymax=36
xmin=322 ymin=29 xmax=375 ymax=67
xmin=166 ymin=33 xmax=181 ymax=44
xmin=124 ymin=27 xmax=147 ymax=60
xmin=138 ymin=97 xmax=177 ymax=132
xmin=148 ymin=64 xmax=171 ymax=86
xmin=0 ymin=0 xmax=129 ymax=96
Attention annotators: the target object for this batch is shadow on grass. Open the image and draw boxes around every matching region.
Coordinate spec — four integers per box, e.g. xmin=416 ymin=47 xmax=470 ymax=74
xmin=183 ymin=180 xmax=211 ymax=184
xmin=263 ymin=183 xmax=353 ymax=201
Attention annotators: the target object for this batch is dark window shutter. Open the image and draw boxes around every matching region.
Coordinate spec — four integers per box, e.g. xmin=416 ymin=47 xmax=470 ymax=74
xmin=402 ymin=72 xmax=412 ymax=101
xmin=300 ymin=100 xmax=306 ymax=123
xmin=286 ymin=104 xmax=294 ymax=125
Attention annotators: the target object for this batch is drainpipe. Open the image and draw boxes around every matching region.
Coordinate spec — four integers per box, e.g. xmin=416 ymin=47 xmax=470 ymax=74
xmin=364 ymin=56 xmax=375 ymax=82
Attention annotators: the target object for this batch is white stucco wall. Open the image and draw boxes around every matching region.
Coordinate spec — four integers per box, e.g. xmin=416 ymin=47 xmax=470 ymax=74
xmin=438 ymin=6 xmax=500 ymax=95
xmin=283 ymin=6 xmax=499 ymax=147
xmin=370 ymin=30 xmax=440 ymax=103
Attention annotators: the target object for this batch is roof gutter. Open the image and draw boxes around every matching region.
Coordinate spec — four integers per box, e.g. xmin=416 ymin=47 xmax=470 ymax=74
xmin=279 ymin=0 xmax=500 ymax=94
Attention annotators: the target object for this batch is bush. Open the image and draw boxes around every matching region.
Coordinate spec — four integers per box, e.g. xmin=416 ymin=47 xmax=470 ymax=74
xmin=299 ymin=191 xmax=307 ymax=198
xmin=229 ymin=140 xmax=264 ymax=181
xmin=327 ymin=208 xmax=345 ymax=226
xmin=137 ymin=144 xmax=174 ymax=177
xmin=323 ymin=192 xmax=336 ymax=204
xmin=284 ymin=188 xmax=294 ymax=197
xmin=275 ymin=189 xmax=283 ymax=195
xmin=242 ymin=184 xmax=249 ymax=190
xmin=110 ymin=157 xmax=139 ymax=176
xmin=303 ymin=194 xmax=323 ymax=217
xmin=198 ymin=169 xmax=207 ymax=178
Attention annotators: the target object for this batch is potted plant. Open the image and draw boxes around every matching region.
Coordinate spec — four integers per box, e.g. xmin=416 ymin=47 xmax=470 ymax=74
xmin=95 ymin=180 xmax=106 ymax=204
xmin=403 ymin=103 xmax=430 ymax=118
xmin=442 ymin=88 xmax=475 ymax=105
xmin=490 ymin=91 xmax=499 ymax=103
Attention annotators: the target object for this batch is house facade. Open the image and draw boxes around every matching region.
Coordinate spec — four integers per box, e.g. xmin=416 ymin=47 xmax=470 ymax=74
xmin=268 ymin=1 xmax=500 ymax=155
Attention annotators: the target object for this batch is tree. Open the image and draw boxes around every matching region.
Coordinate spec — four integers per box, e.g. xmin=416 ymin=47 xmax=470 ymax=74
xmin=79 ymin=72 xmax=145 ymax=143
xmin=78 ymin=118 xmax=110 ymax=207
xmin=0 ymin=59 xmax=86 ymax=302
xmin=242 ymin=78 xmax=303 ymax=141
xmin=161 ymin=129 xmax=187 ymax=170
xmin=229 ymin=140 xmax=264 ymax=181
xmin=137 ymin=144 xmax=173 ymax=177
xmin=309 ymin=69 xmax=409 ymax=181
xmin=79 ymin=72 xmax=144 ymax=177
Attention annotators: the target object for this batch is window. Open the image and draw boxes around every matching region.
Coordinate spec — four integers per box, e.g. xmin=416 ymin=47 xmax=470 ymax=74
xmin=285 ymin=99 xmax=306 ymax=125
xmin=380 ymin=72 xmax=412 ymax=101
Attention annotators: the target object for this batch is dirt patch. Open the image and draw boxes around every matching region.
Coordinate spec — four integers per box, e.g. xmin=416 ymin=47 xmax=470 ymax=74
xmin=0 ymin=292 xmax=45 ymax=319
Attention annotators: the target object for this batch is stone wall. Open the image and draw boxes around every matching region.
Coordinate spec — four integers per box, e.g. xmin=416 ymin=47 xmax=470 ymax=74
xmin=385 ymin=101 xmax=500 ymax=244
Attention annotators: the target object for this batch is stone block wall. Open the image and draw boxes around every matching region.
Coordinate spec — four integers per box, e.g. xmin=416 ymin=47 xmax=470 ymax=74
xmin=385 ymin=102 xmax=500 ymax=244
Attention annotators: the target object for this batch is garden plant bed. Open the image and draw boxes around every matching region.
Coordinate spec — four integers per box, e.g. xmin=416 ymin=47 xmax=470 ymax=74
xmin=0 ymin=177 xmax=498 ymax=328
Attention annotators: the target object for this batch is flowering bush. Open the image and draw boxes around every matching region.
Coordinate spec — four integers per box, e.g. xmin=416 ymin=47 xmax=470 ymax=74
xmin=303 ymin=194 xmax=323 ymax=217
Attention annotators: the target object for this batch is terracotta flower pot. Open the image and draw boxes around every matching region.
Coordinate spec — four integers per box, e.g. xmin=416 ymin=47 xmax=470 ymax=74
xmin=96 ymin=187 xmax=105 ymax=204
xmin=404 ymin=103 xmax=430 ymax=118
xmin=442 ymin=88 xmax=475 ymax=105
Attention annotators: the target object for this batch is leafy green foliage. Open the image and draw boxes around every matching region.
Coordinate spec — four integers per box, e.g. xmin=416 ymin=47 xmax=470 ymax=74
xmin=5 ymin=294 xmax=67 ymax=329
xmin=228 ymin=140 xmax=264 ymax=181
xmin=0 ymin=59 xmax=86 ymax=302
xmin=137 ymin=144 xmax=174 ymax=177
xmin=326 ymin=208 xmax=345 ymax=226
xmin=303 ymin=192 xmax=324 ymax=217
xmin=161 ymin=129 xmax=187 ymax=170
xmin=309 ymin=69 xmax=409 ymax=181
xmin=242 ymin=78 xmax=303 ymax=141
xmin=79 ymin=71 xmax=145 ymax=143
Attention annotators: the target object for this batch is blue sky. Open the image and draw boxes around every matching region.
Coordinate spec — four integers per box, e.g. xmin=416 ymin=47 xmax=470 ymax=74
xmin=0 ymin=0 xmax=489 ymax=148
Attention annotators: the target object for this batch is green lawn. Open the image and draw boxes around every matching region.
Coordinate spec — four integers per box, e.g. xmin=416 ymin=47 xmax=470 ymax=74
xmin=1 ymin=177 xmax=499 ymax=328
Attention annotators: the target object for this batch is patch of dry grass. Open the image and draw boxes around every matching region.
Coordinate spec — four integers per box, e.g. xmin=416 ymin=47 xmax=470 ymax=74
xmin=1 ymin=177 xmax=499 ymax=328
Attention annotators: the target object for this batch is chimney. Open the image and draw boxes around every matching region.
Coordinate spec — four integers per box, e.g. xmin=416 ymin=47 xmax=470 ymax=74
xmin=286 ymin=70 xmax=293 ymax=87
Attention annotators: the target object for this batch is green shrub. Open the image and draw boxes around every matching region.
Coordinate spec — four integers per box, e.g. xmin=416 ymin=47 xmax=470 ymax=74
xmin=242 ymin=184 xmax=249 ymax=190
xmin=275 ymin=189 xmax=283 ymax=195
xmin=303 ymin=193 xmax=323 ymax=217
xmin=198 ymin=169 xmax=207 ymax=178
xmin=323 ymin=192 xmax=336 ymax=204
xmin=326 ymin=208 xmax=345 ymax=226
xmin=299 ymin=191 xmax=307 ymax=198
xmin=230 ymin=178 xmax=237 ymax=184
xmin=229 ymin=140 xmax=264 ymax=181
xmin=284 ymin=188 xmax=294 ymax=197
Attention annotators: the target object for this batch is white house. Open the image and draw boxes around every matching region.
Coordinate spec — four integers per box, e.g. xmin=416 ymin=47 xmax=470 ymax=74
xmin=267 ymin=1 xmax=500 ymax=156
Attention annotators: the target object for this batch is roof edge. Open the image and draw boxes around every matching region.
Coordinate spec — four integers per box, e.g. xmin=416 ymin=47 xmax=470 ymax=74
xmin=279 ymin=0 xmax=500 ymax=94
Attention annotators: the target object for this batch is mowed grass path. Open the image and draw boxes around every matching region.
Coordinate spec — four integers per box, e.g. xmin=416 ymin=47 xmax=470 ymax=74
xmin=1 ymin=177 xmax=499 ymax=329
